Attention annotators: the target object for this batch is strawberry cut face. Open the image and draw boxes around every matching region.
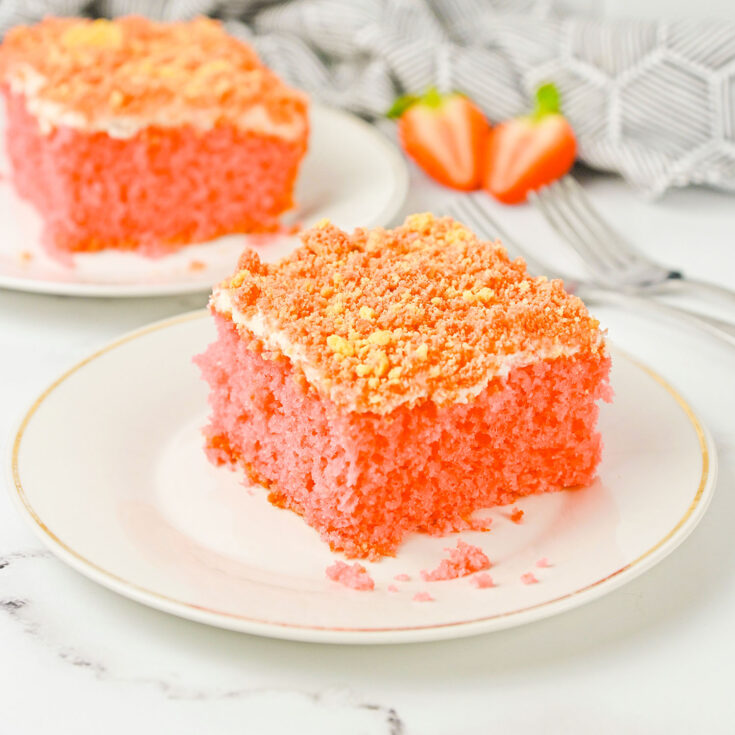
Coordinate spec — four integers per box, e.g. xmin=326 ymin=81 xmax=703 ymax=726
xmin=485 ymin=115 xmax=576 ymax=204
xmin=391 ymin=90 xmax=489 ymax=191
xmin=482 ymin=83 xmax=577 ymax=204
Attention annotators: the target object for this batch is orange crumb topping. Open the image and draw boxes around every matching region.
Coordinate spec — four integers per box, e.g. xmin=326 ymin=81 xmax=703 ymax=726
xmin=215 ymin=213 xmax=606 ymax=413
xmin=0 ymin=16 xmax=306 ymax=132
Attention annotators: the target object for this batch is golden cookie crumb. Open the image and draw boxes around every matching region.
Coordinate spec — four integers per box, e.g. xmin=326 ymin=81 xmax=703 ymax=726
xmin=108 ymin=89 xmax=124 ymax=108
xmin=61 ymin=19 xmax=123 ymax=49
xmin=326 ymin=334 xmax=354 ymax=357
xmin=367 ymin=330 xmax=392 ymax=346
xmin=372 ymin=351 xmax=390 ymax=377
xmin=229 ymin=270 xmax=248 ymax=288
xmin=476 ymin=287 xmax=494 ymax=303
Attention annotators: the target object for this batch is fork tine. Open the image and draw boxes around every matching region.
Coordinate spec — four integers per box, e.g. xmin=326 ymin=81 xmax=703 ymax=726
xmin=562 ymin=177 xmax=679 ymax=285
xmin=448 ymin=195 xmax=500 ymax=240
xmin=560 ymin=177 xmax=639 ymax=269
xmin=530 ymin=184 xmax=614 ymax=275
xmin=447 ymin=196 xmax=506 ymax=250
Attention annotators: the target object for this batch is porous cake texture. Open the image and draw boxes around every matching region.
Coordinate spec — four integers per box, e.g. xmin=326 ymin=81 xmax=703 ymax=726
xmin=195 ymin=214 xmax=612 ymax=559
xmin=0 ymin=16 xmax=308 ymax=257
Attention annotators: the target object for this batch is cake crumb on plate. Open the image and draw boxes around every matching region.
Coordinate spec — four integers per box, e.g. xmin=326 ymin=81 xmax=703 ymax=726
xmin=521 ymin=572 xmax=539 ymax=585
xmin=325 ymin=561 xmax=375 ymax=591
xmin=470 ymin=573 xmax=495 ymax=588
xmin=413 ymin=591 xmax=434 ymax=602
xmin=510 ymin=508 xmax=524 ymax=524
xmin=421 ymin=540 xmax=491 ymax=582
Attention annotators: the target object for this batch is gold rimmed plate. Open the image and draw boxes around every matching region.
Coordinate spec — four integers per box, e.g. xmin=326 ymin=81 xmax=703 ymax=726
xmin=8 ymin=311 xmax=717 ymax=644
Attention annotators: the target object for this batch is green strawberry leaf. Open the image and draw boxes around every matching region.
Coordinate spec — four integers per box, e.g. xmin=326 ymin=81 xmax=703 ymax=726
xmin=532 ymin=82 xmax=561 ymax=120
xmin=386 ymin=94 xmax=419 ymax=119
xmin=421 ymin=87 xmax=443 ymax=108
xmin=387 ymin=87 xmax=461 ymax=118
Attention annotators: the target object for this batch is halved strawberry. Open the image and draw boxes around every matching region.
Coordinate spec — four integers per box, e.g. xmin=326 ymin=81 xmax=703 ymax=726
xmin=483 ymin=83 xmax=576 ymax=204
xmin=388 ymin=88 xmax=489 ymax=191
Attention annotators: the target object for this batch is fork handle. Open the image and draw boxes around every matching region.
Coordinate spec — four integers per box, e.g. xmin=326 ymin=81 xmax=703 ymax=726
xmin=577 ymin=286 xmax=735 ymax=349
xmin=649 ymin=276 xmax=735 ymax=313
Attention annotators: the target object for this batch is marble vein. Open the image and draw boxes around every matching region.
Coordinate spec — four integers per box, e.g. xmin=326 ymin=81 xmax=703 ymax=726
xmin=0 ymin=550 xmax=405 ymax=733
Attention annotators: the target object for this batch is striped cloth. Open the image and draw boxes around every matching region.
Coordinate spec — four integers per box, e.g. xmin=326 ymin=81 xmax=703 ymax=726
xmin=3 ymin=0 xmax=735 ymax=196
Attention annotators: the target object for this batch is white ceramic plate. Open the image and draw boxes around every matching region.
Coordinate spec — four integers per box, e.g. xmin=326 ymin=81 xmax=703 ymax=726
xmin=9 ymin=311 xmax=717 ymax=644
xmin=0 ymin=105 xmax=408 ymax=298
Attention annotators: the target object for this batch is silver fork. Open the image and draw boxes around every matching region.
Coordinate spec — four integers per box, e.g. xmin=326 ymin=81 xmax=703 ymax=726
xmin=530 ymin=176 xmax=735 ymax=310
xmin=448 ymin=195 xmax=735 ymax=349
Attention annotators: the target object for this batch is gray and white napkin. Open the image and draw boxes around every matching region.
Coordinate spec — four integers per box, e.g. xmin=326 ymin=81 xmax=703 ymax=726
xmin=3 ymin=0 xmax=735 ymax=196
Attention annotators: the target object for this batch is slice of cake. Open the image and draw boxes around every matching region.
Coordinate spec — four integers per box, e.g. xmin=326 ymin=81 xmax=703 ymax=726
xmin=195 ymin=214 xmax=612 ymax=559
xmin=0 ymin=16 xmax=308 ymax=258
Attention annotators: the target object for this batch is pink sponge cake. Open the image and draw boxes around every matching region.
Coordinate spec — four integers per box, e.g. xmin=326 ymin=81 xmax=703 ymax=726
xmin=0 ymin=16 xmax=308 ymax=258
xmin=195 ymin=214 xmax=612 ymax=559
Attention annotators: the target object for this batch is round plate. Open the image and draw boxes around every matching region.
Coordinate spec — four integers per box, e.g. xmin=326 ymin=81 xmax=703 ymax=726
xmin=8 ymin=311 xmax=717 ymax=644
xmin=0 ymin=105 xmax=408 ymax=297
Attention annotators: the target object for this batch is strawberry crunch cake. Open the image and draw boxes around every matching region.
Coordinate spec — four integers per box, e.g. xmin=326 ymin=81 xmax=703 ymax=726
xmin=195 ymin=214 xmax=612 ymax=559
xmin=0 ymin=16 xmax=308 ymax=257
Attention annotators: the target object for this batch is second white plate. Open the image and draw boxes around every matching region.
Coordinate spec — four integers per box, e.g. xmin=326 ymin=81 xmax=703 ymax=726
xmin=9 ymin=311 xmax=717 ymax=644
xmin=0 ymin=104 xmax=408 ymax=297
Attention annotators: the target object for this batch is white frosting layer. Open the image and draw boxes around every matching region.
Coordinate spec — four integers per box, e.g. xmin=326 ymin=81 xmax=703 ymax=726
xmin=212 ymin=288 xmax=327 ymax=391
xmin=7 ymin=65 xmax=307 ymax=141
xmin=212 ymin=287 xmax=604 ymax=412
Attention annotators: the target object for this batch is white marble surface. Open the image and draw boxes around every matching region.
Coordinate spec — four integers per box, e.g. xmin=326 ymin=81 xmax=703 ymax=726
xmin=1 ymin=171 xmax=735 ymax=734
